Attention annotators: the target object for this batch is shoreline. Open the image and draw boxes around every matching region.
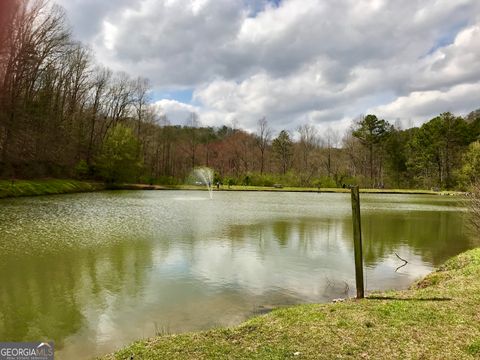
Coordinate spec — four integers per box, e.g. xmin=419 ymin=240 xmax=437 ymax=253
xmin=0 ymin=179 xmax=105 ymax=199
xmin=101 ymin=247 xmax=480 ymax=359
xmin=122 ymin=184 xmax=462 ymax=196
xmin=0 ymin=179 xmax=462 ymax=199
xmin=0 ymin=179 xmax=465 ymax=199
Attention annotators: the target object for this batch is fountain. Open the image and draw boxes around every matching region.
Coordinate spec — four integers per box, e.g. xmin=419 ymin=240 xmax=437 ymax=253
xmin=192 ymin=167 xmax=214 ymax=199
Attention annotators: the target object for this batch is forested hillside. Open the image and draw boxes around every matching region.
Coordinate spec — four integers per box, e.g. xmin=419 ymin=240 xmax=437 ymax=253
xmin=1 ymin=1 xmax=479 ymax=189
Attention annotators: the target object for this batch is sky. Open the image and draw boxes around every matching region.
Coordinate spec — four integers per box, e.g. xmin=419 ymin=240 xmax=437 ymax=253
xmin=55 ymin=0 xmax=480 ymax=135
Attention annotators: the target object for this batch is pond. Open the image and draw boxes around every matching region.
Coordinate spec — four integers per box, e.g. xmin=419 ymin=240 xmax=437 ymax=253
xmin=0 ymin=190 xmax=475 ymax=359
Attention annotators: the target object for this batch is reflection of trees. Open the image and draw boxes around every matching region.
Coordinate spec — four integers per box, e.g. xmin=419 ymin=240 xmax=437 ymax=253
xmin=340 ymin=210 xmax=473 ymax=267
xmin=224 ymin=225 xmax=250 ymax=247
xmin=273 ymin=221 xmax=290 ymax=246
xmin=223 ymin=217 xmax=347 ymax=255
xmin=220 ymin=210 xmax=473 ymax=269
xmin=0 ymin=238 xmax=153 ymax=348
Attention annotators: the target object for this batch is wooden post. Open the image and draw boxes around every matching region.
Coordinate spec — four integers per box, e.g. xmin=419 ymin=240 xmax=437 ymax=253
xmin=351 ymin=186 xmax=364 ymax=299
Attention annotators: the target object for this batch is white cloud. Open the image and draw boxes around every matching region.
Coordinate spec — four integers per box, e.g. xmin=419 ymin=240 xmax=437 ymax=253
xmin=370 ymin=82 xmax=480 ymax=126
xmin=154 ymin=99 xmax=199 ymax=124
xmin=412 ymin=24 xmax=480 ymax=92
xmin=102 ymin=21 xmax=118 ymax=51
xmin=56 ymin=0 xmax=480 ymax=133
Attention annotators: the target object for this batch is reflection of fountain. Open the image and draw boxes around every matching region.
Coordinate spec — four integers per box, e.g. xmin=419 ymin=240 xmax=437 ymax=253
xmin=192 ymin=167 xmax=214 ymax=199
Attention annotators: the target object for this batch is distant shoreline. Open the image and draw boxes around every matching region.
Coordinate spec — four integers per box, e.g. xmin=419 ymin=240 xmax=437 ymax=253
xmin=110 ymin=183 xmax=463 ymax=196
xmin=0 ymin=179 xmax=464 ymax=199
xmin=0 ymin=179 xmax=105 ymax=199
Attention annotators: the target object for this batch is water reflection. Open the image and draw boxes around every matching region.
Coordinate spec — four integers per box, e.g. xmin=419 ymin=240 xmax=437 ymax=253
xmin=359 ymin=208 xmax=472 ymax=267
xmin=0 ymin=191 xmax=475 ymax=359
xmin=0 ymin=240 xmax=154 ymax=353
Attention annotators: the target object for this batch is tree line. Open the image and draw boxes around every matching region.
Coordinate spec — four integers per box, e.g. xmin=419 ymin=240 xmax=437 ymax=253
xmin=1 ymin=1 xmax=479 ymax=190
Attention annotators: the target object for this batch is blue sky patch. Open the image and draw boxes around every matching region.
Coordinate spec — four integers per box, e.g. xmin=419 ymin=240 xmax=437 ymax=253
xmin=152 ymin=89 xmax=194 ymax=103
xmin=246 ymin=0 xmax=282 ymax=17
xmin=426 ymin=20 xmax=468 ymax=56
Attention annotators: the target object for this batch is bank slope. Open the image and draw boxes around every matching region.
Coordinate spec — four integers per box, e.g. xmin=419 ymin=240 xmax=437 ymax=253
xmin=101 ymin=248 xmax=480 ymax=360
xmin=0 ymin=179 xmax=105 ymax=198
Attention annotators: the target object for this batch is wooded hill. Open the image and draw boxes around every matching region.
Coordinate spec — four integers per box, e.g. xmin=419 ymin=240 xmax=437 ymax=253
xmin=1 ymin=1 xmax=479 ymax=189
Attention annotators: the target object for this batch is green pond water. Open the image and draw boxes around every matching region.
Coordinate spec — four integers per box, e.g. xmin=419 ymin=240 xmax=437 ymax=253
xmin=0 ymin=190 xmax=476 ymax=359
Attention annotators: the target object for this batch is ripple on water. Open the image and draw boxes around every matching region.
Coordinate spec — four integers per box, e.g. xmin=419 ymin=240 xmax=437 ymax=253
xmin=0 ymin=190 xmax=475 ymax=360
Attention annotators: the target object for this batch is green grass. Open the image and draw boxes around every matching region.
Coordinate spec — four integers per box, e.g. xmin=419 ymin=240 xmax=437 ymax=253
xmin=101 ymin=248 xmax=480 ymax=359
xmin=0 ymin=180 xmax=463 ymax=199
xmin=138 ymin=184 xmax=461 ymax=196
xmin=0 ymin=179 xmax=105 ymax=198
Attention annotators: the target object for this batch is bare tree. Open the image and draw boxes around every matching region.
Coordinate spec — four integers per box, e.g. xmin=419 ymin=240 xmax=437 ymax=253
xmin=0 ymin=0 xmax=18 ymax=73
xmin=0 ymin=0 xmax=71 ymax=165
xmin=297 ymin=124 xmax=318 ymax=170
xmin=322 ymin=127 xmax=339 ymax=177
xmin=296 ymin=123 xmax=319 ymax=184
xmin=101 ymin=71 xmax=135 ymax=140
xmin=86 ymin=66 xmax=111 ymax=164
xmin=133 ymin=77 xmax=150 ymax=135
xmin=342 ymin=132 xmax=364 ymax=180
xmin=131 ymin=77 xmax=151 ymax=162
xmin=256 ymin=117 xmax=271 ymax=175
xmin=154 ymin=115 xmax=175 ymax=177
xmin=469 ymin=182 xmax=480 ymax=234
xmin=186 ymin=112 xmax=200 ymax=169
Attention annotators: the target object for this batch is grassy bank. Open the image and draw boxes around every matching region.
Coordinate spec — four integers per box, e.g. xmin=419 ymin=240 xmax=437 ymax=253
xmin=214 ymin=185 xmax=460 ymax=195
xmin=102 ymin=248 xmax=480 ymax=359
xmin=115 ymin=183 xmax=461 ymax=196
xmin=0 ymin=179 xmax=462 ymax=199
xmin=0 ymin=179 xmax=105 ymax=199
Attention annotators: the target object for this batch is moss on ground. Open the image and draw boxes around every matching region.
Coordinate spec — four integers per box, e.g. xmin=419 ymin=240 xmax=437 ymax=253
xmin=101 ymin=248 xmax=480 ymax=360
xmin=0 ymin=179 xmax=104 ymax=198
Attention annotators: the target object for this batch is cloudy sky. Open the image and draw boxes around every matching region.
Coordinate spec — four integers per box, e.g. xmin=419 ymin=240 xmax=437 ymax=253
xmin=56 ymin=0 xmax=480 ymax=134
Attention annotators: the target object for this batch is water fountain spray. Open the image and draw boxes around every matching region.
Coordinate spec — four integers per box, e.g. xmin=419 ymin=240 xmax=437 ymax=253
xmin=192 ymin=167 xmax=214 ymax=199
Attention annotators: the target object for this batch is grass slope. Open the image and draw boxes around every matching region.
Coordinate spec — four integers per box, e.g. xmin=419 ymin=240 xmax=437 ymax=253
xmin=116 ymin=184 xmax=461 ymax=196
xmin=0 ymin=179 xmax=104 ymax=199
xmin=102 ymin=248 xmax=480 ymax=360
xmin=0 ymin=180 xmax=461 ymax=198
xmin=213 ymin=185 xmax=457 ymax=195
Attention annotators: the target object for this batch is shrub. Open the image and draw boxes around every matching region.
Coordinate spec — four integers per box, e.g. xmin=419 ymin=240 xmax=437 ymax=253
xmin=312 ymin=176 xmax=337 ymax=188
xmin=95 ymin=124 xmax=142 ymax=184
xmin=74 ymin=160 xmax=90 ymax=179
